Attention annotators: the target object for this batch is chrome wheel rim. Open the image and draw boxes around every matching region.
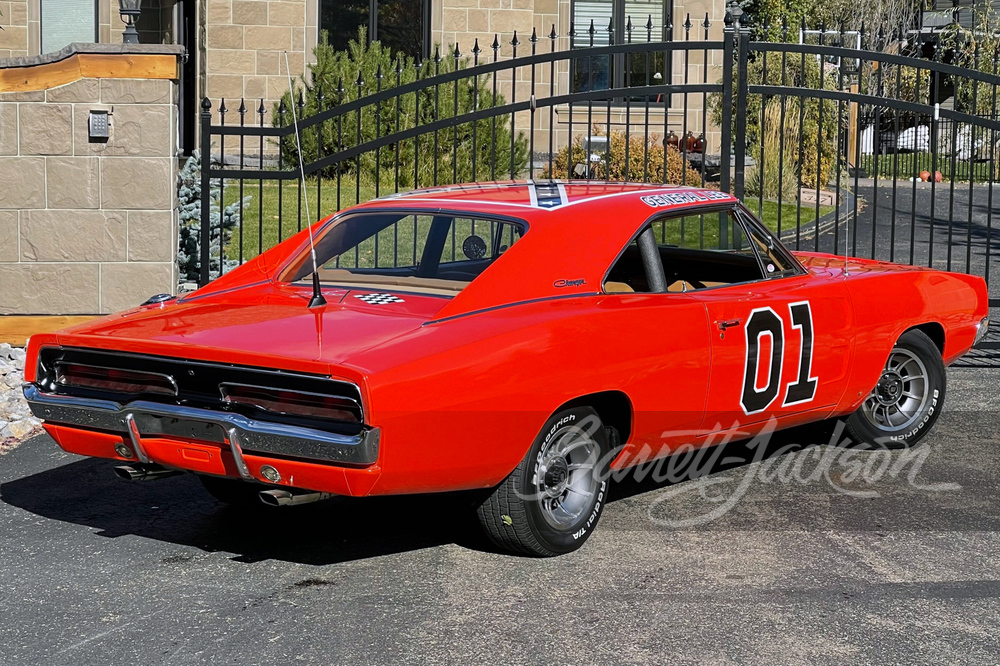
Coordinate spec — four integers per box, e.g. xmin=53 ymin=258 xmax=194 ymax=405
xmin=533 ymin=425 xmax=601 ymax=530
xmin=861 ymin=348 xmax=930 ymax=432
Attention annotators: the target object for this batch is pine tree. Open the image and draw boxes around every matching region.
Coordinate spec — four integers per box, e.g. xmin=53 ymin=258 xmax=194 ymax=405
xmin=176 ymin=151 xmax=249 ymax=286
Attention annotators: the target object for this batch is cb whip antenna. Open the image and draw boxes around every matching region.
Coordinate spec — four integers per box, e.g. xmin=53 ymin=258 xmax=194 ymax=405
xmin=285 ymin=51 xmax=326 ymax=308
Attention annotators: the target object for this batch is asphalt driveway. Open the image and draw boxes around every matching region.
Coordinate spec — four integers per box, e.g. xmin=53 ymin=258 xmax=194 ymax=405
xmin=1 ymin=353 xmax=999 ymax=665
xmin=779 ymin=181 xmax=1000 ymax=297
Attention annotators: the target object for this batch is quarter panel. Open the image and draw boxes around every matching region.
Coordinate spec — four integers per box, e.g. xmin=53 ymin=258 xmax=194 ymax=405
xmin=359 ymin=293 xmax=712 ymax=494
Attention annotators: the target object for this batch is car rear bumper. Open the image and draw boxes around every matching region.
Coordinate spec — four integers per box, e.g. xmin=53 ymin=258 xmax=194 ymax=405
xmin=24 ymin=384 xmax=380 ymax=469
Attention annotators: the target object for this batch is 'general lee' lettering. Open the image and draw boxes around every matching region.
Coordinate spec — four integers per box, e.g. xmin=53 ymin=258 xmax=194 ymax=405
xmin=640 ymin=191 xmax=732 ymax=207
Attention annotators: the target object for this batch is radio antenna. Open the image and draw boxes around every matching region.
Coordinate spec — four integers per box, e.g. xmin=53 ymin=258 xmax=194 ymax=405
xmin=285 ymin=51 xmax=326 ymax=308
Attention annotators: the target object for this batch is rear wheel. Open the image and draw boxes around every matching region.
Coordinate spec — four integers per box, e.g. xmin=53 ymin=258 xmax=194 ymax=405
xmin=198 ymin=475 xmax=267 ymax=509
xmin=476 ymin=406 xmax=612 ymax=556
xmin=845 ymin=329 xmax=946 ymax=449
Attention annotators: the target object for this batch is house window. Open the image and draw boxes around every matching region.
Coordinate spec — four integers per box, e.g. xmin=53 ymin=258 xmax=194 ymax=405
xmin=320 ymin=0 xmax=431 ymax=60
xmin=41 ymin=0 xmax=98 ymax=54
xmin=570 ymin=0 xmax=670 ymax=94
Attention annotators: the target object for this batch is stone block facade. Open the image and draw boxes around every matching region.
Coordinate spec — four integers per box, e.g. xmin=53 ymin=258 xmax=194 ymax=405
xmin=0 ymin=47 xmax=181 ymax=315
xmin=204 ymin=0 xmax=316 ymax=123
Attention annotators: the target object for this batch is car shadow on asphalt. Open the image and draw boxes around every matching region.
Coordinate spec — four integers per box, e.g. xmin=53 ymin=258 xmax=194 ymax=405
xmin=0 ymin=422 xmax=839 ymax=565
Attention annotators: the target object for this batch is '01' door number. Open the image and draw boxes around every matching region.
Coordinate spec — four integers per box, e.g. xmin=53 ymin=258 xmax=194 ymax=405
xmin=740 ymin=301 xmax=818 ymax=415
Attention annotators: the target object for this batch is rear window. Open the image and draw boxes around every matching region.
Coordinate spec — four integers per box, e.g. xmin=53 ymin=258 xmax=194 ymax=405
xmin=282 ymin=212 xmax=525 ymax=294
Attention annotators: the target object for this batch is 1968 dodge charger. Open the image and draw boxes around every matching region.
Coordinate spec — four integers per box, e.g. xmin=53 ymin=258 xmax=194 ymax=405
xmin=24 ymin=182 xmax=989 ymax=556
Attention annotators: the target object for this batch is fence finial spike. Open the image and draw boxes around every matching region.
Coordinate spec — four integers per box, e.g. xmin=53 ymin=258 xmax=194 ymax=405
xmin=433 ymin=45 xmax=441 ymax=62
xmin=684 ymin=13 xmax=692 ymax=32
xmin=549 ymin=24 xmax=557 ymax=40
xmin=511 ymin=30 xmax=520 ymax=48
xmin=626 ymin=15 xmax=633 ymax=34
xmin=530 ymin=26 xmax=538 ymax=43
xmin=395 ymin=54 xmax=403 ymax=74
xmin=646 ymin=14 xmax=654 ymax=31
xmin=355 ymin=69 xmax=364 ymax=87
xmin=238 ymin=98 xmax=246 ymax=114
xmin=588 ymin=19 xmax=596 ymax=36
xmin=336 ymin=76 xmax=344 ymax=94
xmin=257 ymin=99 xmax=265 ymax=114
xmin=218 ymin=98 xmax=227 ymax=113
xmin=491 ymin=34 xmax=501 ymax=51
xmin=703 ymin=13 xmax=711 ymax=30
xmin=453 ymin=41 xmax=461 ymax=59
xmin=472 ymin=37 xmax=482 ymax=54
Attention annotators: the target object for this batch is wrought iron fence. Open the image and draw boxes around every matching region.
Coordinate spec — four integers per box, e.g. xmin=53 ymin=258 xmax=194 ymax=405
xmin=198 ymin=13 xmax=1000 ymax=306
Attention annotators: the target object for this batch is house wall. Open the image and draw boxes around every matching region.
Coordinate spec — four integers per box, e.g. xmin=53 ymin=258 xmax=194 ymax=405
xmin=0 ymin=0 xmax=131 ymax=58
xmin=0 ymin=45 xmax=182 ymax=315
xmin=203 ymin=0 xmax=317 ymax=123
xmin=426 ymin=0 xmax=724 ymax=160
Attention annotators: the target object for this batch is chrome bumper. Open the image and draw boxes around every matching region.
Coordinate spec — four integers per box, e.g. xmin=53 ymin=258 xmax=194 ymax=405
xmin=24 ymin=384 xmax=380 ymax=467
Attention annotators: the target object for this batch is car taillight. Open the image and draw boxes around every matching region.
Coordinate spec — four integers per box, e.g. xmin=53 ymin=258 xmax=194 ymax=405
xmin=55 ymin=363 xmax=177 ymax=396
xmin=219 ymin=383 xmax=361 ymax=423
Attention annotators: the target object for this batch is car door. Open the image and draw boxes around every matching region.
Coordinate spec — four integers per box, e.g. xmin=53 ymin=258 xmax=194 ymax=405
xmin=689 ymin=206 xmax=854 ymax=436
xmin=599 ymin=223 xmax=713 ymax=464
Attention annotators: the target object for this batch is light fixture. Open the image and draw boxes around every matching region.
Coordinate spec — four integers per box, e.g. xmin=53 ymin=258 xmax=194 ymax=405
xmin=118 ymin=0 xmax=141 ymax=44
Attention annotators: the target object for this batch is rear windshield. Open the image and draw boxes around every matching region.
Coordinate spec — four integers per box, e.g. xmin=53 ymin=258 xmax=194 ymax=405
xmin=282 ymin=212 xmax=525 ymax=294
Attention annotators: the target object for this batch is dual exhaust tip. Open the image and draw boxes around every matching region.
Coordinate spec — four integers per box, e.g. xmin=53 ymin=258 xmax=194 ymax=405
xmin=114 ymin=464 xmax=331 ymax=506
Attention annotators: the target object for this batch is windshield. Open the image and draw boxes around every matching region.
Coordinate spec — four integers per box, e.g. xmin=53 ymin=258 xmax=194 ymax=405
xmin=282 ymin=212 xmax=525 ymax=295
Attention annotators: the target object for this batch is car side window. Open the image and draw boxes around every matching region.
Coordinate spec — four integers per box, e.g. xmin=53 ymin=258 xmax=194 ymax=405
xmin=604 ymin=208 xmax=767 ymax=294
xmin=736 ymin=208 xmax=802 ymax=277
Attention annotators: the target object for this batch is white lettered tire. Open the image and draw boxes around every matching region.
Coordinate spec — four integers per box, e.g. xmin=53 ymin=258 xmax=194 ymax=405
xmin=845 ymin=329 xmax=946 ymax=449
xmin=476 ymin=406 xmax=612 ymax=556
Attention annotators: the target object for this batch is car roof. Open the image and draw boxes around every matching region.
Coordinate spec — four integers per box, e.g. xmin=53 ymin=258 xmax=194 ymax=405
xmin=335 ymin=182 xmax=738 ymax=322
xmin=355 ymin=181 xmax=736 ymax=226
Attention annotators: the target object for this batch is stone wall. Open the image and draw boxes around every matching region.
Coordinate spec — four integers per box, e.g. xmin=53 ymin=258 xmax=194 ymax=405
xmin=204 ymin=0 xmax=315 ymax=123
xmin=0 ymin=45 xmax=182 ymax=315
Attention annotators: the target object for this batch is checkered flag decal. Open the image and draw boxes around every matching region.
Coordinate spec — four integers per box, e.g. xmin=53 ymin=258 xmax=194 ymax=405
xmin=354 ymin=293 xmax=405 ymax=305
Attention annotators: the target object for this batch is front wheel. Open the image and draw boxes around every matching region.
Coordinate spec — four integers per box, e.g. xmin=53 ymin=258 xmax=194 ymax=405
xmin=845 ymin=329 xmax=946 ymax=449
xmin=476 ymin=406 xmax=612 ymax=556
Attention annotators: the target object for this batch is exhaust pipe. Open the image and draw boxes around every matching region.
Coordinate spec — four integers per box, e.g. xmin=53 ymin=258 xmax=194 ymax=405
xmin=114 ymin=464 xmax=182 ymax=482
xmin=258 ymin=488 xmax=332 ymax=507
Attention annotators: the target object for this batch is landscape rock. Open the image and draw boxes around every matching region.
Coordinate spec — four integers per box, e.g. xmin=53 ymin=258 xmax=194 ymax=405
xmin=0 ymin=346 xmax=42 ymax=453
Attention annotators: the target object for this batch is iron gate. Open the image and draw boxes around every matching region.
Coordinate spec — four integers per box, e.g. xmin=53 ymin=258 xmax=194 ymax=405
xmin=199 ymin=12 xmax=1000 ymax=306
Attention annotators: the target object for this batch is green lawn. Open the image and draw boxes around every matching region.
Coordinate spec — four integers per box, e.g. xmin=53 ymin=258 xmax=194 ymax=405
xmin=757 ymin=200 xmax=837 ymax=236
xmin=220 ymin=179 xmax=837 ymax=261
xmin=859 ymin=153 xmax=996 ymax=182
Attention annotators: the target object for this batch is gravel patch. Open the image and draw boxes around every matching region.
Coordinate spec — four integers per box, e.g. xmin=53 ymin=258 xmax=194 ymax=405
xmin=0 ymin=344 xmax=41 ymax=455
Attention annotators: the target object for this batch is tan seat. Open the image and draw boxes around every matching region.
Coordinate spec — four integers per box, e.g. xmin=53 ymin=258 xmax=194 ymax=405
xmin=604 ymin=281 xmax=634 ymax=293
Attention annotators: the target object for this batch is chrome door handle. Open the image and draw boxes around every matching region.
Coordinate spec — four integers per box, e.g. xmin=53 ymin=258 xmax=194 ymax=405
xmin=716 ymin=318 xmax=742 ymax=331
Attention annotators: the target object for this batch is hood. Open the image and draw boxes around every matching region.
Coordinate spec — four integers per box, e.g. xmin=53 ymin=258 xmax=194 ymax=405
xmin=51 ymin=283 xmax=449 ymax=376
